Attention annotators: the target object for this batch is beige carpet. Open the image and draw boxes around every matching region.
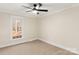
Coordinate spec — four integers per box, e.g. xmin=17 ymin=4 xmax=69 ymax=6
xmin=0 ymin=40 xmax=77 ymax=55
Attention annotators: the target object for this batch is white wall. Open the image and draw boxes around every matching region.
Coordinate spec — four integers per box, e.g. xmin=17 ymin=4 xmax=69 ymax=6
xmin=39 ymin=6 xmax=79 ymax=54
xmin=0 ymin=12 xmax=37 ymax=48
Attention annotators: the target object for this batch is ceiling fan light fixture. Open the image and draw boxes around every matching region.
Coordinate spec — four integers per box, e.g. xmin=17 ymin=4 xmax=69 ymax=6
xmin=36 ymin=6 xmax=39 ymax=9
xmin=32 ymin=10 xmax=38 ymax=14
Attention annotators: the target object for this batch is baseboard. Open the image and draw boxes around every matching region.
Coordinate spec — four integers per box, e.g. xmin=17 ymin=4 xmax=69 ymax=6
xmin=39 ymin=38 xmax=79 ymax=55
xmin=0 ymin=38 xmax=37 ymax=48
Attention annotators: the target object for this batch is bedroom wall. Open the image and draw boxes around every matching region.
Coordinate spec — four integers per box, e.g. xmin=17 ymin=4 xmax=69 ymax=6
xmin=39 ymin=6 xmax=79 ymax=54
xmin=0 ymin=12 xmax=37 ymax=48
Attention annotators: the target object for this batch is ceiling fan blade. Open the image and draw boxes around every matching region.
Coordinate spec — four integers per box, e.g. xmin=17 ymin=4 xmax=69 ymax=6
xmin=36 ymin=9 xmax=48 ymax=12
xmin=26 ymin=10 xmax=32 ymax=12
xmin=22 ymin=5 xmax=32 ymax=9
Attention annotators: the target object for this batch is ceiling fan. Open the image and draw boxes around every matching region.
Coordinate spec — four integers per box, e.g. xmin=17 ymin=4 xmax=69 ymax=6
xmin=22 ymin=3 xmax=48 ymax=15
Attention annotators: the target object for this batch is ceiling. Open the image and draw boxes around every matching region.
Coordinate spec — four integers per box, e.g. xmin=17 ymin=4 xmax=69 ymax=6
xmin=0 ymin=3 xmax=78 ymax=17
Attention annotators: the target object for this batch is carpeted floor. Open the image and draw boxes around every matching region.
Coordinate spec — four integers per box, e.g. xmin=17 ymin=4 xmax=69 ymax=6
xmin=0 ymin=40 xmax=77 ymax=55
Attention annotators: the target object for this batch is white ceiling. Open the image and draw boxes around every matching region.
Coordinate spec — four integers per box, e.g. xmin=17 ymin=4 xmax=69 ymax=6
xmin=0 ymin=3 xmax=78 ymax=17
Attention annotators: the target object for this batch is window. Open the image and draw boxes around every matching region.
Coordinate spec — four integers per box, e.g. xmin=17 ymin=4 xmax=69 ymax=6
xmin=11 ymin=16 xmax=23 ymax=39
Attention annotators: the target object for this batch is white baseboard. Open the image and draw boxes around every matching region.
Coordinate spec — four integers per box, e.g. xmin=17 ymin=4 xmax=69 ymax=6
xmin=39 ymin=38 xmax=79 ymax=55
xmin=0 ymin=38 xmax=37 ymax=48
